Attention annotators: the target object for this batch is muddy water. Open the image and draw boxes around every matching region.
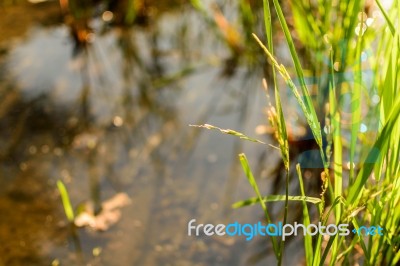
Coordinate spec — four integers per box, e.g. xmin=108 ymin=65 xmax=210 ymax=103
xmin=0 ymin=2 xmax=304 ymax=265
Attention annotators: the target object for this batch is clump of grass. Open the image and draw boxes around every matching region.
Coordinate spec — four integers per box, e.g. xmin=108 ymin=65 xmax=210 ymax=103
xmin=194 ymin=0 xmax=400 ymax=265
xmin=255 ymin=0 xmax=399 ymax=264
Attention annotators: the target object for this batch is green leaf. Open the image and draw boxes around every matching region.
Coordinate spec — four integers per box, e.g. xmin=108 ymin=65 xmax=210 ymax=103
xmin=297 ymin=164 xmax=314 ymax=266
xmin=238 ymin=153 xmax=279 ymax=256
xmin=57 ymin=180 xmax=75 ymax=222
xmin=347 ymin=98 xmax=400 ymax=204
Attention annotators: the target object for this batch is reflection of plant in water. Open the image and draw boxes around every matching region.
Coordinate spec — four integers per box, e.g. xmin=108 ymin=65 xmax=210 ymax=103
xmin=1 ymin=1 xmax=208 ymax=264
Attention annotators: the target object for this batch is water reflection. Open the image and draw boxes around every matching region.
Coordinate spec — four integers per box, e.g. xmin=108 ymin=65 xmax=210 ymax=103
xmin=0 ymin=1 xmax=315 ymax=265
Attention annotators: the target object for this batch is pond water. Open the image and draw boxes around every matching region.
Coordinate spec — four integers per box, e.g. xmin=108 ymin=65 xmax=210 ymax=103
xmin=0 ymin=1 xmax=307 ymax=265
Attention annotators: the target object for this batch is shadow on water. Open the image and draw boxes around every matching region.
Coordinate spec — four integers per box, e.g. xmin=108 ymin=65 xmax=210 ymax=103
xmin=0 ymin=1 xmax=322 ymax=265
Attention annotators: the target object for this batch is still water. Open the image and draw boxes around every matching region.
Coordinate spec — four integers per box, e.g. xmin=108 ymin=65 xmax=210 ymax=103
xmin=0 ymin=1 xmax=305 ymax=265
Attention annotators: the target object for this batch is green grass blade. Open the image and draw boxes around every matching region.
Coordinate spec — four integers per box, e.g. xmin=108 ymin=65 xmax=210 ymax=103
xmin=270 ymin=0 xmax=323 ymax=155
xmin=312 ymin=196 xmax=342 ymax=266
xmin=376 ymin=0 xmax=396 ymax=35
xmin=319 ymin=234 xmax=338 ymax=266
xmin=347 ymin=98 xmax=400 ymax=204
xmin=261 ymin=2 xmax=290 ymax=264
xmin=252 ymin=34 xmax=326 ymax=167
xmin=349 ymin=11 xmax=364 ymax=183
xmin=57 ymin=180 xmax=75 ymax=222
xmin=238 ymin=153 xmax=279 ymax=257
xmin=297 ymin=164 xmax=314 ymax=266
xmin=351 ymin=219 xmax=371 ymax=264
xmin=329 ymin=52 xmax=343 ymax=223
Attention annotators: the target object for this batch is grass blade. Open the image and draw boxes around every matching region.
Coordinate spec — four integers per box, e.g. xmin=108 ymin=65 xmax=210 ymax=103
xmin=269 ymin=0 xmax=323 ymax=157
xmin=347 ymin=98 xmax=400 ymax=204
xmin=238 ymin=153 xmax=279 ymax=257
xmin=57 ymin=180 xmax=75 ymax=222
xmin=297 ymin=164 xmax=314 ymax=266
xmin=376 ymin=0 xmax=396 ymax=35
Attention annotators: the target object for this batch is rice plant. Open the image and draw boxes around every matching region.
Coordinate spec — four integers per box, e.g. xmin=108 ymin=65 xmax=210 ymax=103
xmin=196 ymin=0 xmax=400 ymax=265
